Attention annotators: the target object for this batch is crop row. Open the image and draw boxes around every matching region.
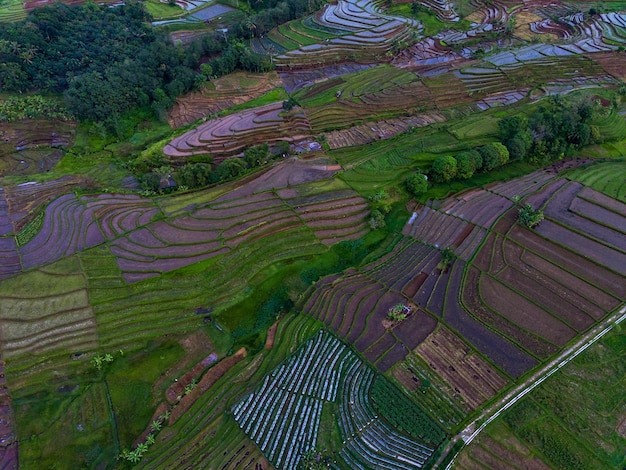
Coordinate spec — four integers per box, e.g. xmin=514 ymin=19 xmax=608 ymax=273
xmin=303 ymin=238 xmax=442 ymax=371
xmin=390 ymin=351 xmax=468 ymax=427
xmin=231 ymin=326 xmax=443 ymax=469
xmin=337 ymin=359 xmax=436 ymax=469
xmin=168 ymin=72 xmax=283 ymax=128
xmin=5 ymin=178 xmax=368 ymax=283
xmin=233 ymin=330 xmax=348 ymax=469
xmin=273 ymin=0 xmax=419 ymax=67
xmin=140 ymin=314 xmax=320 ymax=469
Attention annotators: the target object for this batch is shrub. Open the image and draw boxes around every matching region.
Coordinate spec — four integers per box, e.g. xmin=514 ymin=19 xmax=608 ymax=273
xmin=405 ymin=173 xmax=428 ymax=197
xmin=369 ymin=209 xmax=386 ymax=229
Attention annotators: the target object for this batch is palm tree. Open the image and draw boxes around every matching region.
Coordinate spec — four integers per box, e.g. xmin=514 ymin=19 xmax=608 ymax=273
xmin=19 ymin=46 xmax=37 ymax=64
xmin=245 ymin=16 xmax=257 ymax=37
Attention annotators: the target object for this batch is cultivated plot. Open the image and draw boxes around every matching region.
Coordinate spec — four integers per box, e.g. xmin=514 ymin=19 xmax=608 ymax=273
xmin=233 ymin=329 xmax=443 ymax=469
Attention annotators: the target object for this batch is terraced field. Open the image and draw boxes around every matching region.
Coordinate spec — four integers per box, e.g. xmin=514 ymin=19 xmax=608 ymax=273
xmin=566 ymin=160 xmax=626 ymax=202
xmin=138 ymin=313 xmax=324 ymax=469
xmin=167 ymin=72 xmax=284 ymax=128
xmin=3 ymin=0 xmax=626 ymax=467
xmin=304 ymin=163 xmax=626 ymax=389
xmin=294 ymin=64 xmax=435 ymax=133
xmin=164 ymin=102 xmax=312 ymax=161
xmin=0 ymin=119 xmax=76 ymax=176
xmin=264 ymin=0 xmax=421 ymax=67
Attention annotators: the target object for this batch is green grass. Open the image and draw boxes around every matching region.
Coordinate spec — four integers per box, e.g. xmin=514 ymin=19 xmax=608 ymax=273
xmin=385 ymin=3 xmax=447 ymax=37
xmin=143 ymin=0 xmax=186 ymax=20
xmin=448 ymin=114 xmax=499 ymax=140
xmin=460 ymin=327 xmax=626 ymax=469
xmin=0 ymin=0 xmax=26 ymax=22
xmin=219 ymin=87 xmax=288 ymax=114
xmin=106 ymin=340 xmax=186 ymax=448
xmin=14 ymin=380 xmax=118 ymax=469
xmin=566 ymin=159 xmax=626 ymax=202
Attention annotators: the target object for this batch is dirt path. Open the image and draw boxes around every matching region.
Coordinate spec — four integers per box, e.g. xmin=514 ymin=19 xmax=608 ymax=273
xmin=435 ymin=303 xmax=626 ymax=469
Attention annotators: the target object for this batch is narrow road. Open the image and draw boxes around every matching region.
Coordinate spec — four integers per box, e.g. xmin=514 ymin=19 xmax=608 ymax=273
xmin=434 ymin=303 xmax=626 ymax=469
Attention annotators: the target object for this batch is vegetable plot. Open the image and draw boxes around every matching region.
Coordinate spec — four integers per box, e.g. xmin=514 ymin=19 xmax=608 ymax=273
xmin=233 ymin=329 xmax=444 ymax=469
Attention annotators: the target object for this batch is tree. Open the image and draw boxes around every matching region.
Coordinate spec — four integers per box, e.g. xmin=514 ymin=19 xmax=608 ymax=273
xmin=369 ymin=209 xmax=386 ymax=229
xmin=506 ymin=135 xmax=529 ymax=160
xmin=271 ymin=140 xmax=290 ymax=157
xmin=216 ymin=158 xmax=247 ymax=180
xmin=454 ymin=150 xmax=481 ymax=179
xmin=492 ymin=142 xmax=510 ymax=166
xmin=517 ymin=204 xmax=544 ymax=228
xmin=430 ymin=156 xmax=457 ymax=183
xmin=405 ymin=173 xmax=428 ymax=197
xmin=441 ymin=247 xmax=455 ymax=266
xmin=176 ymin=162 xmax=213 ymax=188
xmin=243 ymin=143 xmax=269 ymax=167
xmin=477 ymin=144 xmax=499 ymax=172
xmin=498 ymin=115 xmax=527 ymax=142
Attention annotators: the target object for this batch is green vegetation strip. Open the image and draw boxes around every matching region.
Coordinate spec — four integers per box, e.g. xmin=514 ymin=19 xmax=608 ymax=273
xmin=567 ymin=160 xmax=626 ymax=202
xmin=371 ymin=373 xmax=447 ymax=443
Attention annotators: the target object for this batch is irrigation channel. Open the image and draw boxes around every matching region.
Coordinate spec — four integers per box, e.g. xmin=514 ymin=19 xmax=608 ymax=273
xmin=436 ymin=303 xmax=626 ymax=470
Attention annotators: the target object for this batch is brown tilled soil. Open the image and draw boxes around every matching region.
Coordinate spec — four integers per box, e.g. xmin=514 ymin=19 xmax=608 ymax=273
xmin=588 ymin=51 xmax=626 ymax=80
xmin=510 ymin=225 xmax=625 ymax=300
xmin=457 ymin=429 xmax=551 ymax=470
xmin=152 ymin=331 xmax=213 ymax=398
xmin=134 ymin=401 xmax=169 ymax=447
xmin=392 ymin=366 xmax=420 ymax=392
xmin=463 ymin=266 xmax=557 ymax=358
xmin=264 ymin=318 xmax=280 ymax=350
xmin=167 ymin=72 xmax=283 ymax=128
xmin=416 ymin=327 xmax=508 ymax=410
xmin=401 ymin=272 xmax=428 ymax=298
xmin=479 ymin=275 xmax=576 ymax=346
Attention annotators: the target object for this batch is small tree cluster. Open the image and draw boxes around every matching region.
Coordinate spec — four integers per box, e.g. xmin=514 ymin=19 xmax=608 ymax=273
xmin=92 ymin=353 xmax=114 ymax=371
xmin=498 ymin=98 xmax=603 ymax=164
xmin=430 ymin=155 xmax=457 ymax=183
xmin=517 ymin=203 xmax=544 ymax=228
xmin=454 ymin=150 xmax=482 ymax=180
xmin=478 ymin=142 xmax=509 ymax=171
xmin=387 ymin=303 xmax=409 ymax=322
xmin=119 ymin=410 xmax=170 ymax=464
xmin=440 ymin=247 xmax=456 ymax=266
xmin=367 ymin=190 xmax=392 ymax=229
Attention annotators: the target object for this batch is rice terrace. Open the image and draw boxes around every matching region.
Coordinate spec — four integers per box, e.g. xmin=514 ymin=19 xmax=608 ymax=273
xmin=0 ymin=0 xmax=625 ymax=468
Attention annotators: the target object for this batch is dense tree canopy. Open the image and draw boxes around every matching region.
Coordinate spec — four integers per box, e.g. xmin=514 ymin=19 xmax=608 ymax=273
xmin=498 ymin=99 xmax=600 ymax=163
xmin=0 ymin=1 xmax=289 ymax=126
